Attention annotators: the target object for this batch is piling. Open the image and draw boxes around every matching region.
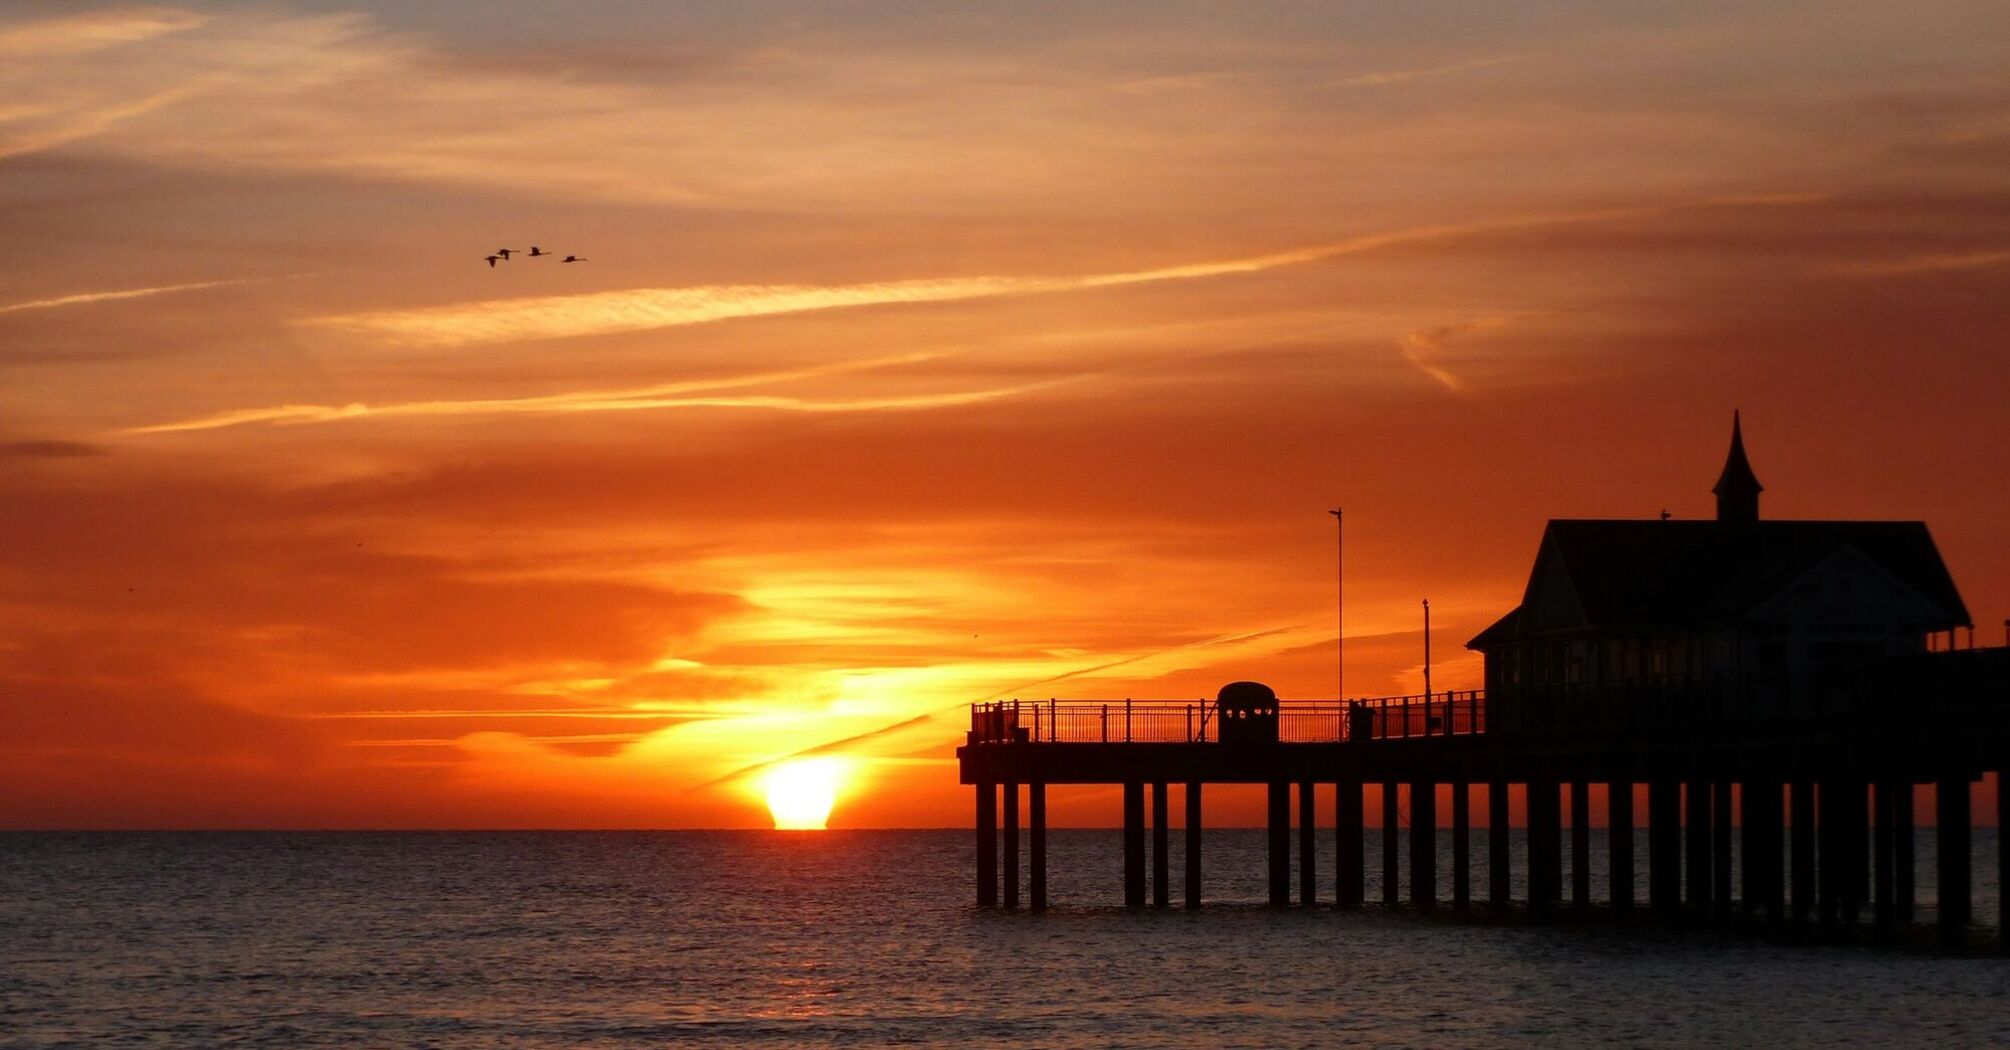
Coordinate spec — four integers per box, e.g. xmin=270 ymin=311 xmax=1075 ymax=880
xmin=1299 ymin=781 xmax=1316 ymax=906
xmin=1184 ymin=781 xmax=1202 ymax=909
xmin=1030 ymin=782 xmax=1047 ymax=911
xmin=1488 ymin=781 xmax=1510 ymax=913
xmin=1123 ymin=781 xmax=1145 ymax=908
xmin=1151 ymin=782 xmax=1169 ymax=909
xmin=976 ymin=781 xmax=997 ymax=908
xmin=1936 ymin=775 xmax=1971 ymax=948
xmin=1571 ymin=781 xmax=1591 ymax=911
xmin=1410 ymin=780 xmax=1436 ymax=910
xmin=1610 ymin=780 xmax=1634 ymax=913
xmin=1267 ymin=781 xmax=1291 ymax=908
xmin=1336 ymin=779 xmax=1363 ymax=908
xmin=1003 ymin=782 xmax=1020 ymax=909
xmin=1452 ymin=781 xmax=1471 ymax=912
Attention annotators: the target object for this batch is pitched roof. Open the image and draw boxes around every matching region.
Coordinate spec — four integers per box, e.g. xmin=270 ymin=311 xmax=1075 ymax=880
xmin=1466 ymin=519 xmax=1971 ymax=648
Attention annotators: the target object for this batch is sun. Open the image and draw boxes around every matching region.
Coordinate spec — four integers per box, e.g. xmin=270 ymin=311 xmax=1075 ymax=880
xmin=764 ymin=758 xmax=847 ymax=830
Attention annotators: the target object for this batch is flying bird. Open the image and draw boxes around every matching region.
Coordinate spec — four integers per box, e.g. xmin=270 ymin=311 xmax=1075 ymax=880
xmin=527 ymin=246 xmax=549 ymax=257
xmin=495 ymin=248 xmax=514 ymax=261
xmin=562 ymin=255 xmax=587 ymax=263
xmin=484 ymin=254 xmax=500 ymax=268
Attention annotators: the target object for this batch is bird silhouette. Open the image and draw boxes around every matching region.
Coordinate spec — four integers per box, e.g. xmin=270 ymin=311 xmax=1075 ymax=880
xmin=527 ymin=246 xmax=549 ymax=257
xmin=562 ymin=255 xmax=587 ymax=263
xmin=484 ymin=254 xmax=500 ymax=268
xmin=495 ymin=248 xmax=514 ymax=261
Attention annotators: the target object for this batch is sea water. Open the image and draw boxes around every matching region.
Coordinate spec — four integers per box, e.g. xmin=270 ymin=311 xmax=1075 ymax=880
xmin=2 ymin=830 xmax=2006 ymax=1048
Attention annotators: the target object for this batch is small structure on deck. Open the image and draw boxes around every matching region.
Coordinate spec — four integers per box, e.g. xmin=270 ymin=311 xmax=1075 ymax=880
xmin=957 ymin=415 xmax=2010 ymax=952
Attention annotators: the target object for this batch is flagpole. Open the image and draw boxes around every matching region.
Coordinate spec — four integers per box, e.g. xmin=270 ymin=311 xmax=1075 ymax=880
xmin=1329 ymin=508 xmax=1343 ymax=700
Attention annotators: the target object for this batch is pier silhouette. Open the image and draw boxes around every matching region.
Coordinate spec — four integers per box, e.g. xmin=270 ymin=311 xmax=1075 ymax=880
xmin=958 ymin=417 xmax=2010 ymax=951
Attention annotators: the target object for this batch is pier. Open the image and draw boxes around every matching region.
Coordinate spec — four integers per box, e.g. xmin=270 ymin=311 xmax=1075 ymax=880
xmin=956 ymin=419 xmax=2010 ymax=950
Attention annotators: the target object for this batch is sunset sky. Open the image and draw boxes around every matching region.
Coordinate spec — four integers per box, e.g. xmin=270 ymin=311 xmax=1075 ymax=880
xmin=3 ymin=2 xmax=2006 ymax=829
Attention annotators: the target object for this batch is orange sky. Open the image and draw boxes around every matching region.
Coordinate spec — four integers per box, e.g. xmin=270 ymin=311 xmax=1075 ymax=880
xmin=3 ymin=3 xmax=2007 ymax=828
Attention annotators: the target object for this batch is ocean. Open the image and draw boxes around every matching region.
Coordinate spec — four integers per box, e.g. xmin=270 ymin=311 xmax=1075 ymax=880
xmin=3 ymin=830 xmax=2006 ymax=1048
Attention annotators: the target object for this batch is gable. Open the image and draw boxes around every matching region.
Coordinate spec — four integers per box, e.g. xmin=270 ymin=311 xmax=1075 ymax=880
xmin=1518 ymin=530 xmax=1587 ymax=633
xmin=1749 ymin=545 xmax=1953 ymax=626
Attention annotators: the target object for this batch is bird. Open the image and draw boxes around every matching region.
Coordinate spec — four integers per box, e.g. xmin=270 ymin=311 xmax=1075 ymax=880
xmin=561 ymin=255 xmax=587 ymax=263
xmin=495 ymin=248 xmax=515 ymax=261
xmin=484 ymin=254 xmax=500 ymax=268
xmin=527 ymin=246 xmax=549 ymax=257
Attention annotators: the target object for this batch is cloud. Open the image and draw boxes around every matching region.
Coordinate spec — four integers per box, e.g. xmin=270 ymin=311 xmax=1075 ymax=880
xmin=1335 ymin=56 xmax=1516 ymax=88
xmin=0 ymin=438 xmax=104 ymax=458
xmin=1827 ymin=248 xmax=2010 ymax=278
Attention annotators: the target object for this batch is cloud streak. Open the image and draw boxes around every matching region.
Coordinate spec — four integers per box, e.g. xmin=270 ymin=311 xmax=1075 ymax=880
xmin=0 ymin=275 xmax=296 ymax=316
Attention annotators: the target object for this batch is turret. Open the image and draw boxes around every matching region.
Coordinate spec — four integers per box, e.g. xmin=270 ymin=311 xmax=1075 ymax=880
xmin=1712 ymin=411 xmax=1763 ymax=523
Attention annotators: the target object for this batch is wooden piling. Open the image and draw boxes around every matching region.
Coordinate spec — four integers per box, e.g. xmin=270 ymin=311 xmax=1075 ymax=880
xmin=1003 ymin=782 xmax=1020 ymax=910
xmin=1030 ymin=782 xmax=1047 ymax=911
xmin=1711 ymin=780 xmax=1733 ymax=921
xmin=1610 ymin=780 xmax=1634 ymax=914
xmin=1649 ymin=779 xmax=1681 ymax=918
xmin=1184 ymin=781 xmax=1202 ymax=910
xmin=976 ymin=781 xmax=998 ymax=908
xmin=1299 ymin=780 xmax=1316 ymax=906
xmin=1336 ymin=779 xmax=1363 ymax=909
xmin=1570 ymin=781 xmax=1590 ymax=912
xmin=1410 ymin=780 xmax=1436 ymax=910
xmin=1998 ymin=771 xmax=2008 ymax=956
xmin=1936 ymin=775 xmax=1970 ymax=949
xmin=1790 ymin=780 xmax=1814 ymax=924
xmin=1489 ymin=781 xmax=1511 ymax=912
xmin=1839 ymin=778 xmax=1865 ymax=925
xmin=1151 ymin=782 xmax=1169 ymax=909
xmin=1123 ymin=781 xmax=1145 ymax=908
xmin=1383 ymin=783 xmax=1400 ymax=907
xmin=1895 ymin=780 xmax=1914 ymax=923
xmin=1267 ymin=781 xmax=1291 ymax=908
xmin=1873 ymin=778 xmax=1896 ymax=939
xmin=1452 ymin=781 xmax=1471 ymax=912
xmin=1529 ymin=780 xmax=1561 ymax=915
xmin=1755 ymin=779 xmax=1785 ymax=924
xmin=1685 ymin=779 xmax=1711 ymax=913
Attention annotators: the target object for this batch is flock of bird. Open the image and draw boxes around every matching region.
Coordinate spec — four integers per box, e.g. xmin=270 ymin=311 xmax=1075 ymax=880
xmin=484 ymin=246 xmax=586 ymax=268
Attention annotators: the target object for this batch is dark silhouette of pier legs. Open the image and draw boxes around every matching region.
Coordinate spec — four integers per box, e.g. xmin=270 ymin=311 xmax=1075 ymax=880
xmin=1185 ymin=782 xmax=1202 ymax=910
xmin=1151 ymin=782 xmax=1169 ymax=909
xmin=1452 ymin=781 xmax=1471 ymax=912
xmin=1336 ymin=780 xmax=1363 ymax=908
xmin=1123 ymin=782 xmax=1145 ymax=908
xmin=1528 ymin=780 xmax=1561 ymax=915
xmin=1649 ymin=779 xmax=1681 ymax=918
xmin=1610 ymin=780 xmax=1634 ymax=914
xmin=1299 ymin=781 xmax=1316 ymax=906
xmin=1711 ymin=781 xmax=1734 ymax=921
xmin=1999 ymin=772 xmax=2008 ymax=956
xmin=1570 ymin=781 xmax=1590 ymax=912
xmin=1267 ymin=781 xmax=1291 ymax=908
xmin=1936 ymin=775 xmax=1970 ymax=949
xmin=1488 ymin=781 xmax=1510 ymax=913
xmin=1410 ymin=781 xmax=1436 ymax=910
xmin=1818 ymin=781 xmax=1842 ymax=933
xmin=1895 ymin=781 xmax=1914 ymax=923
xmin=1874 ymin=778 xmax=1897 ymax=940
xmin=1382 ymin=784 xmax=1400 ymax=907
xmin=1791 ymin=781 xmax=1815 ymax=924
xmin=1838 ymin=779 xmax=1866 ymax=925
xmin=1685 ymin=779 xmax=1711 ymax=914
xmin=1030 ymin=783 xmax=1047 ymax=911
xmin=1752 ymin=779 xmax=1785 ymax=924
xmin=976 ymin=781 xmax=997 ymax=908
xmin=1004 ymin=782 xmax=1020 ymax=909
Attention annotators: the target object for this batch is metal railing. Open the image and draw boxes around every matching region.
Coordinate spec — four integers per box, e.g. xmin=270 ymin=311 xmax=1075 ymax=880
xmin=967 ymin=691 xmax=1485 ymax=746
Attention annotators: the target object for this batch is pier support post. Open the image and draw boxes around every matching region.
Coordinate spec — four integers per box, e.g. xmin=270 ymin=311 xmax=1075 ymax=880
xmin=1383 ymin=783 xmax=1400 ymax=907
xmin=1999 ymin=771 xmax=2008 ymax=956
xmin=1003 ymin=782 xmax=1020 ymax=910
xmin=1755 ymin=779 xmax=1785 ymax=924
xmin=1152 ymin=782 xmax=1169 ymax=909
xmin=1838 ymin=779 xmax=1866 ymax=925
xmin=1030 ymin=783 xmax=1047 ymax=911
xmin=1489 ymin=781 xmax=1511 ymax=912
xmin=1410 ymin=781 xmax=1436 ymax=910
xmin=1874 ymin=778 xmax=1896 ymax=940
xmin=1452 ymin=781 xmax=1471 ymax=912
xmin=1711 ymin=780 xmax=1734 ymax=921
xmin=1685 ymin=779 xmax=1711 ymax=914
xmin=1123 ymin=781 xmax=1145 ymax=909
xmin=1267 ymin=781 xmax=1291 ymax=908
xmin=1895 ymin=780 xmax=1914 ymax=923
xmin=1185 ymin=782 xmax=1202 ymax=910
xmin=1570 ymin=781 xmax=1590 ymax=912
xmin=1935 ymin=774 xmax=1970 ymax=949
xmin=1791 ymin=781 xmax=1814 ymax=924
xmin=976 ymin=782 xmax=998 ymax=908
xmin=1299 ymin=781 xmax=1316 ymax=907
xmin=1650 ymin=779 xmax=1681 ymax=919
xmin=1610 ymin=780 xmax=1635 ymax=914
xmin=1528 ymin=780 xmax=1561 ymax=915
xmin=1336 ymin=780 xmax=1363 ymax=909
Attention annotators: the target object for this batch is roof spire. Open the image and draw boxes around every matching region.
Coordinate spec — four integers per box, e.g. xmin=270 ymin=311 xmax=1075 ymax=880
xmin=1712 ymin=410 xmax=1763 ymax=523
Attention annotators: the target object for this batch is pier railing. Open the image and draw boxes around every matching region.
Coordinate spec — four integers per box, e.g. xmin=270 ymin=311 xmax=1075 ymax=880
xmin=968 ymin=692 xmax=1485 ymax=745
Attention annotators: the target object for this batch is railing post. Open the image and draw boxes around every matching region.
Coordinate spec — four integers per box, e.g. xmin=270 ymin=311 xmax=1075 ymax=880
xmin=1125 ymin=698 xmax=1133 ymax=743
xmin=1049 ymin=698 xmax=1056 ymax=742
xmin=1101 ymin=704 xmax=1108 ymax=743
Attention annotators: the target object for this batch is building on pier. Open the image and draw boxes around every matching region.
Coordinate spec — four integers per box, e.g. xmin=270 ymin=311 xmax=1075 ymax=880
xmin=1468 ymin=414 xmax=1972 ymax=709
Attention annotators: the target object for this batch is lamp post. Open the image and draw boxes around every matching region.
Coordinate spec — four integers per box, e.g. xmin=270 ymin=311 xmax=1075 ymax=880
xmin=1422 ymin=598 xmax=1433 ymax=699
xmin=1329 ymin=508 xmax=1343 ymax=700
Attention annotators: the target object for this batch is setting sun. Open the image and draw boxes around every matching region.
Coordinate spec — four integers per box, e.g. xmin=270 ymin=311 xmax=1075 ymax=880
xmin=764 ymin=758 xmax=846 ymax=830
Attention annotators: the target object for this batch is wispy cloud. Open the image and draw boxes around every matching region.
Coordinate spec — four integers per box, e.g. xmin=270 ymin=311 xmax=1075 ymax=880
xmin=1827 ymin=248 xmax=2010 ymax=278
xmin=1335 ymin=56 xmax=1516 ymax=88
xmin=0 ymin=275 xmax=300 ymax=316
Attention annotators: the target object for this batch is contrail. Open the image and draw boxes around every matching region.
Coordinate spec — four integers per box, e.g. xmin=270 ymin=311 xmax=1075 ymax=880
xmin=0 ymin=273 xmax=306 ymax=316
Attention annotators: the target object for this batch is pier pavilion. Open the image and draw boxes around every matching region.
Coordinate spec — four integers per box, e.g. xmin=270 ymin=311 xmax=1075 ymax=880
xmin=957 ymin=418 xmax=2010 ymax=950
